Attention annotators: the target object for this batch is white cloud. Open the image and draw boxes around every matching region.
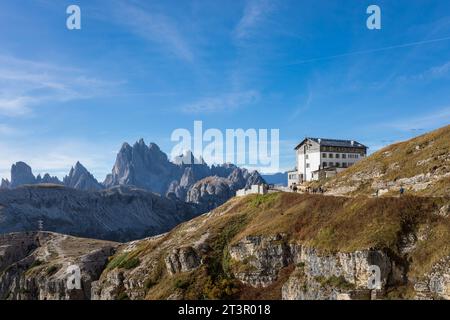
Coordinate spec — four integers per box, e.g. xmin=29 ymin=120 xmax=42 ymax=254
xmin=0 ymin=97 xmax=32 ymax=116
xmin=234 ymin=0 xmax=274 ymax=40
xmin=111 ymin=1 xmax=194 ymax=62
xmin=181 ymin=90 xmax=260 ymax=113
xmin=0 ymin=55 xmax=118 ymax=117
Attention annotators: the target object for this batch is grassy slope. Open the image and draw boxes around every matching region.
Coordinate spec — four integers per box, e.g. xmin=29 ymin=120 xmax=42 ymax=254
xmin=105 ymin=192 xmax=450 ymax=299
xmin=325 ymin=124 xmax=450 ymax=196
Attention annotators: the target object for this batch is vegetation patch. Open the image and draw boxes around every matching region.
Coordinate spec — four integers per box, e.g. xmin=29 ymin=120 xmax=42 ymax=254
xmin=46 ymin=264 xmax=61 ymax=276
xmin=106 ymin=252 xmax=140 ymax=270
xmin=315 ymin=275 xmax=355 ymax=291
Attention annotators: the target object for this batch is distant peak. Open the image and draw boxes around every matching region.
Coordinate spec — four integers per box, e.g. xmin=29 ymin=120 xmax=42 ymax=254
xmin=120 ymin=142 xmax=131 ymax=150
xmin=12 ymin=161 xmax=32 ymax=169
xmin=148 ymin=142 xmax=160 ymax=150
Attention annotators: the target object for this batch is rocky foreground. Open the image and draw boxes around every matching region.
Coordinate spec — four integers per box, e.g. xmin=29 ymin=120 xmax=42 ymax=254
xmin=0 ymin=232 xmax=117 ymax=299
xmin=1 ymin=192 xmax=448 ymax=300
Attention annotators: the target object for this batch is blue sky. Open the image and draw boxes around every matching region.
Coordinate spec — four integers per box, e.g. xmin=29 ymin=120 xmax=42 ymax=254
xmin=0 ymin=0 xmax=450 ymax=180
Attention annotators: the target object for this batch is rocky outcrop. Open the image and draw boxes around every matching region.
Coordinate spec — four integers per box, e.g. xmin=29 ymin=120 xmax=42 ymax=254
xmin=104 ymin=140 xmax=179 ymax=195
xmin=0 ymin=178 xmax=10 ymax=189
xmin=36 ymin=173 xmax=62 ymax=185
xmin=186 ymin=177 xmax=235 ymax=212
xmin=414 ymin=256 xmax=450 ymax=300
xmin=103 ymin=139 xmax=265 ymax=209
xmin=165 ymin=247 xmax=201 ymax=275
xmin=10 ymin=162 xmax=37 ymax=188
xmin=228 ymin=234 xmax=403 ymax=299
xmin=0 ymin=185 xmax=199 ymax=242
xmin=229 ymin=234 xmax=292 ymax=287
xmin=63 ymin=162 xmax=102 ymax=191
xmin=0 ymin=232 xmax=117 ymax=300
xmin=4 ymin=161 xmax=63 ymax=189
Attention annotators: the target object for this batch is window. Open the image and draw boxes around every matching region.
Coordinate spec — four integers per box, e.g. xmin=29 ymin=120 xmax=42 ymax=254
xmin=336 ymin=162 xmax=340 ymax=167
xmin=323 ymin=162 xmax=327 ymax=168
xmin=342 ymin=154 xmax=347 ymax=159
xmin=322 ymin=153 xmax=327 ymax=158
xmin=306 ymin=163 xmax=310 ymax=168
xmin=342 ymin=162 xmax=347 ymax=168
xmin=329 ymin=153 xmax=333 ymax=158
xmin=335 ymin=154 xmax=340 ymax=159
xmin=305 ymin=154 xmax=309 ymax=160
xmin=329 ymin=162 xmax=334 ymax=167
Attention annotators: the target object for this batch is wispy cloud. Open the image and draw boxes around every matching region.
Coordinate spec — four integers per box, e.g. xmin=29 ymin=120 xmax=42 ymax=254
xmin=181 ymin=90 xmax=260 ymax=113
xmin=0 ymin=123 xmax=17 ymax=135
xmin=290 ymin=89 xmax=313 ymax=121
xmin=289 ymin=35 xmax=450 ymax=65
xmin=111 ymin=0 xmax=194 ymax=62
xmin=397 ymin=60 xmax=450 ymax=83
xmin=385 ymin=106 xmax=450 ymax=132
xmin=234 ymin=0 xmax=274 ymax=40
xmin=0 ymin=55 xmax=119 ymax=117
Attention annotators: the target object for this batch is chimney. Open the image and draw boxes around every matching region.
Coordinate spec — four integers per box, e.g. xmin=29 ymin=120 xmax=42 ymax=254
xmin=318 ymin=138 xmax=322 ymax=144
xmin=351 ymin=140 xmax=355 ymax=146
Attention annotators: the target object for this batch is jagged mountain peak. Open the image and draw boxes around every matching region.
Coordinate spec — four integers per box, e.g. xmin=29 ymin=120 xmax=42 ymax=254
xmin=64 ymin=162 xmax=102 ymax=191
xmin=10 ymin=161 xmax=35 ymax=188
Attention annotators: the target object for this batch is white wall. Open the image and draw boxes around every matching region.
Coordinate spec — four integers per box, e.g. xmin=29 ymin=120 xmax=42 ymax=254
xmin=297 ymin=151 xmax=321 ymax=181
xmin=297 ymin=150 xmax=365 ymax=182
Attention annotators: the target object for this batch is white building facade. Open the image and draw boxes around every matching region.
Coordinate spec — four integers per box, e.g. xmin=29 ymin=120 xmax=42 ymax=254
xmin=293 ymin=138 xmax=367 ymax=183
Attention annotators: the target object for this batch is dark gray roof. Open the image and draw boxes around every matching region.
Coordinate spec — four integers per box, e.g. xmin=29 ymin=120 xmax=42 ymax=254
xmin=295 ymin=138 xmax=367 ymax=150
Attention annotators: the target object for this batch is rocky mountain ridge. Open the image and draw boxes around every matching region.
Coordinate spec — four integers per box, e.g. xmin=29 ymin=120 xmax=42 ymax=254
xmin=0 ymin=184 xmax=199 ymax=242
xmin=322 ymin=124 xmax=450 ymax=197
xmin=0 ymin=140 xmax=265 ymax=211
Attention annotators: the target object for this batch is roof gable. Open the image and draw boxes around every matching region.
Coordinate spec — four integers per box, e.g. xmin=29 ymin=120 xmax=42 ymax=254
xmin=295 ymin=137 xmax=367 ymax=150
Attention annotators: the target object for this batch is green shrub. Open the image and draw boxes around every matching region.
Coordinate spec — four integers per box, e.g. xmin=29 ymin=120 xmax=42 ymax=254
xmin=29 ymin=259 xmax=43 ymax=269
xmin=46 ymin=265 xmax=60 ymax=276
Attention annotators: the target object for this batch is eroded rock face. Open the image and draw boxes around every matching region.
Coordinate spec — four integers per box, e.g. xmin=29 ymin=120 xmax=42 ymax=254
xmin=165 ymin=247 xmax=201 ymax=275
xmin=63 ymin=162 xmax=102 ymax=191
xmin=0 ymin=232 xmax=117 ymax=300
xmin=228 ymin=234 xmax=402 ymax=299
xmin=229 ymin=234 xmax=292 ymax=287
xmin=91 ymin=269 xmax=125 ymax=300
xmin=186 ymin=177 xmax=235 ymax=212
xmin=0 ymin=185 xmax=198 ymax=242
xmin=281 ymin=248 xmax=396 ymax=300
xmin=414 ymin=256 xmax=450 ymax=300
xmin=10 ymin=162 xmax=37 ymax=188
xmin=104 ymin=140 xmax=179 ymax=195
xmin=0 ymin=178 xmax=10 ymax=189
